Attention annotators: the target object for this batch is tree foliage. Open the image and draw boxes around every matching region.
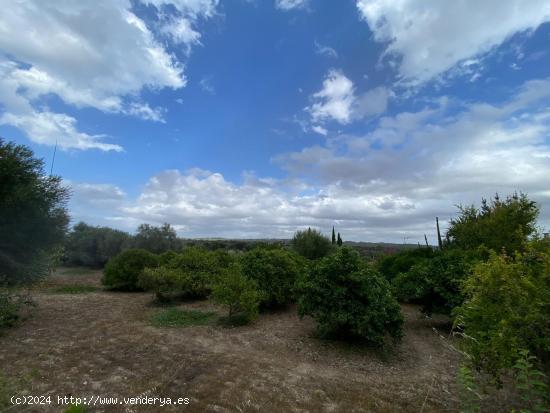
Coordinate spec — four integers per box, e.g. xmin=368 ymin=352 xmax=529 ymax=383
xmin=298 ymin=247 xmax=403 ymax=346
xmin=139 ymin=247 xmax=231 ymax=300
xmin=0 ymin=139 xmax=69 ymax=286
xmin=102 ymin=249 xmax=159 ymax=291
xmin=240 ymin=246 xmax=304 ymax=308
xmin=377 ymin=247 xmax=436 ymax=282
xmin=291 ymin=228 xmax=333 ymax=260
xmin=211 ymin=264 xmax=260 ymax=323
xmin=132 ymin=223 xmax=181 ymax=254
xmin=64 ymin=222 xmax=131 ymax=268
xmin=454 ymin=247 xmax=550 ymax=376
xmin=447 ymin=193 xmax=539 ymax=254
xmin=392 ymin=248 xmax=483 ymax=315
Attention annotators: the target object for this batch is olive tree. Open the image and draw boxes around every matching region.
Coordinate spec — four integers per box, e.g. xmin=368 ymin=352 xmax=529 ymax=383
xmin=0 ymin=139 xmax=69 ymax=286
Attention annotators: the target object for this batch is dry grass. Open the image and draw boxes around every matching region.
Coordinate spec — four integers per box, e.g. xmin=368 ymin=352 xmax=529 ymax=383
xmin=0 ymin=267 xmax=469 ymax=413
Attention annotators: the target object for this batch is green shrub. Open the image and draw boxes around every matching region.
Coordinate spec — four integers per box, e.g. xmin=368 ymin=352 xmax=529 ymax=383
xmin=241 ymin=247 xmax=303 ymax=308
xmin=139 ymin=247 xmax=227 ymax=300
xmin=454 ymin=249 xmax=550 ymax=376
xmin=159 ymin=250 xmax=178 ymax=265
xmin=298 ymin=247 xmax=403 ymax=346
xmin=139 ymin=266 xmax=211 ymax=300
xmin=211 ymin=265 xmax=260 ymax=324
xmin=377 ymin=247 xmax=435 ymax=282
xmin=392 ymin=248 xmax=480 ymax=315
xmin=211 ymin=249 xmax=236 ymax=268
xmin=0 ymin=291 xmax=28 ymax=329
xmin=291 ymin=228 xmax=333 ymax=260
xmin=102 ymin=249 xmax=159 ymax=291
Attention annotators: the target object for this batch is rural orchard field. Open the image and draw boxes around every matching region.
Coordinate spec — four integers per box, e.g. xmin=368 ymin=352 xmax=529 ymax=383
xmin=2 ymin=1 xmax=550 ymax=412
xmin=0 ymin=267 xmax=462 ymax=413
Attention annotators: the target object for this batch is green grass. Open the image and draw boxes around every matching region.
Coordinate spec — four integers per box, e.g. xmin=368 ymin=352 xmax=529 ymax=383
xmin=0 ymin=374 xmax=15 ymax=410
xmin=47 ymin=285 xmax=100 ymax=294
xmin=151 ymin=308 xmax=218 ymax=327
xmin=64 ymin=404 xmax=88 ymax=413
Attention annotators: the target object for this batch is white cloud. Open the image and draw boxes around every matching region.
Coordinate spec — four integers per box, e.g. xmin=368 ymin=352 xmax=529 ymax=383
xmin=125 ymin=103 xmax=167 ymax=123
xmin=275 ymin=0 xmax=308 ymax=11
xmin=307 ymin=70 xmax=355 ymax=124
xmin=69 ymin=78 xmax=550 ymax=241
xmin=144 ymin=0 xmax=219 ymax=18
xmin=81 ymin=168 xmax=421 ymax=239
xmin=1 ymin=110 xmax=123 ymax=152
xmin=306 ymin=69 xmax=389 ymax=124
xmin=160 ymin=18 xmax=202 ymax=47
xmin=0 ymin=0 xmax=217 ymax=150
xmin=312 ymin=125 xmax=328 ymax=136
xmin=357 ymin=0 xmax=550 ymax=84
xmin=199 ymin=76 xmax=216 ymax=94
xmin=314 ymin=41 xmax=338 ymax=58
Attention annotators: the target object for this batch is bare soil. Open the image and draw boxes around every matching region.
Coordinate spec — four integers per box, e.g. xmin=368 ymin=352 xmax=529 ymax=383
xmin=1 ymin=268 xmax=464 ymax=413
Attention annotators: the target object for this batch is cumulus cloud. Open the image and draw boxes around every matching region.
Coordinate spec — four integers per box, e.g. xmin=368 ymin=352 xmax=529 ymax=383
xmin=0 ymin=0 xmax=217 ymax=150
xmin=275 ymin=0 xmax=308 ymax=11
xmin=282 ymin=78 xmax=550 ymax=237
xmin=312 ymin=125 xmax=328 ymax=136
xmin=357 ymin=0 xmax=550 ymax=84
xmin=306 ymin=69 xmax=389 ymax=124
xmin=69 ymin=78 xmax=550 ymax=242
xmin=74 ymin=168 xmax=419 ymax=240
xmin=160 ymin=17 xmax=202 ymax=47
xmin=69 ymin=182 xmax=129 ymax=226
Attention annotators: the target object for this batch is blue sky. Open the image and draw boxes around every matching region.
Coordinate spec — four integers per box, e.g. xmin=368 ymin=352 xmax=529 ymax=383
xmin=1 ymin=0 xmax=550 ymax=242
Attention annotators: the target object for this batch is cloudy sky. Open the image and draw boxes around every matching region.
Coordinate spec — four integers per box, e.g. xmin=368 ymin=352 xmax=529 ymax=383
xmin=1 ymin=0 xmax=550 ymax=242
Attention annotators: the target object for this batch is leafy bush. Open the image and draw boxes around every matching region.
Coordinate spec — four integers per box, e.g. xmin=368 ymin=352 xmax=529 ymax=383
xmin=240 ymin=247 xmax=303 ymax=308
xmin=139 ymin=247 xmax=228 ymax=300
xmin=377 ymin=247 xmax=435 ymax=282
xmin=0 ymin=291 xmax=29 ymax=329
xmin=392 ymin=248 xmax=481 ymax=315
xmin=291 ymin=228 xmax=333 ymax=260
xmin=298 ymin=247 xmax=403 ymax=346
xmin=64 ymin=222 xmax=131 ymax=268
xmin=447 ymin=193 xmax=539 ymax=254
xmin=102 ymin=249 xmax=159 ymax=291
xmin=454 ymin=248 xmax=550 ymax=376
xmin=159 ymin=250 xmax=178 ymax=265
xmin=139 ymin=266 xmax=210 ymax=301
xmin=211 ymin=264 xmax=260 ymax=324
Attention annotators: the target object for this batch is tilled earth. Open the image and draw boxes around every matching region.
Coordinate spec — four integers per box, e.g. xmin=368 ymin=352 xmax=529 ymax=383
xmin=1 ymin=268 xmax=463 ymax=413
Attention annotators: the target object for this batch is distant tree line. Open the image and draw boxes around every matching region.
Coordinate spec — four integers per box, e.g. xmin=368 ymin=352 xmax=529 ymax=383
xmin=63 ymin=222 xmax=302 ymax=268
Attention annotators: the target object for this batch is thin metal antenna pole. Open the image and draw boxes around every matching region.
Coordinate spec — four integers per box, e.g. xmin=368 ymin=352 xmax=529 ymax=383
xmin=50 ymin=139 xmax=57 ymax=176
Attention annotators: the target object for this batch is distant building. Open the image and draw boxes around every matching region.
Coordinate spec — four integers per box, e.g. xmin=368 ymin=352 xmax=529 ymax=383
xmin=544 ymin=232 xmax=550 ymax=239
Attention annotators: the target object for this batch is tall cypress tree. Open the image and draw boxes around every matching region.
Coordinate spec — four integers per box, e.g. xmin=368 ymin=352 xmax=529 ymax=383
xmin=337 ymin=233 xmax=342 ymax=246
xmin=332 ymin=226 xmax=336 ymax=244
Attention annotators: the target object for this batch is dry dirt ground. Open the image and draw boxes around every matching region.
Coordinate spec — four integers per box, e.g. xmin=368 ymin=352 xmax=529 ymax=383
xmin=1 ymin=268 xmax=465 ymax=413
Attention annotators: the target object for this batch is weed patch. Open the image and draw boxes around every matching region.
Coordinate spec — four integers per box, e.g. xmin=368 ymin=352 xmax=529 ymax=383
xmin=151 ymin=308 xmax=218 ymax=327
